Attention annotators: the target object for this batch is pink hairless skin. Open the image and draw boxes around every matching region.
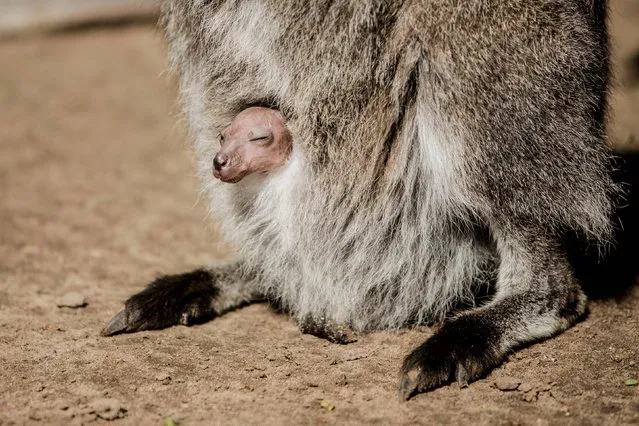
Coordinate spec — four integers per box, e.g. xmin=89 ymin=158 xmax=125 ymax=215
xmin=213 ymin=107 xmax=292 ymax=183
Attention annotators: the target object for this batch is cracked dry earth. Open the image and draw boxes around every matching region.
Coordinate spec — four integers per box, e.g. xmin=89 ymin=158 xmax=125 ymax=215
xmin=1 ymin=9 xmax=639 ymax=426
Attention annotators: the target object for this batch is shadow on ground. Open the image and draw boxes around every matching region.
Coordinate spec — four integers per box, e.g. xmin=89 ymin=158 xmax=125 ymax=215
xmin=568 ymin=151 xmax=639 ymax=299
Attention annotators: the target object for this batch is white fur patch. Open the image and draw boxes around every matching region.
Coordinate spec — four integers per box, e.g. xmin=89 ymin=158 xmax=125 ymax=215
xmin=199 ymin=95 xmax=494 ymax=331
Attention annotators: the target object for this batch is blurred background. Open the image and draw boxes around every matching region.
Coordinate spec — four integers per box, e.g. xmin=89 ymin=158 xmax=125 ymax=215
xmin=0 ymin=0 xmax=637 ymax=148
xmin=608 ymin=0 xmax=639 ymax=150
xmin=0 ymin=0 xmax=157 ymax=35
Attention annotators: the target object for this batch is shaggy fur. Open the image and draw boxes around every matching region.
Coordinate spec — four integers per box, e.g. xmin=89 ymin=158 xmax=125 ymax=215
xmin=104 ymin=0 xmax=617 ymax=398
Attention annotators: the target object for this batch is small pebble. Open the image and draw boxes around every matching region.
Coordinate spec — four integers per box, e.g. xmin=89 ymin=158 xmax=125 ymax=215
xmin=56 ymin=292 xmax=87 ymax=308
xmin=89 ymin=398 xmax=126 ymax=420
xmin=492 ymin=377 xmax=521 ymax=391
xmin=518 ymin=383 xmax=534 ymax=393
xmin=336 ymin=374 xmax=348 ymax=386
xmin=155 ymin=373 xmax=171 ymax=385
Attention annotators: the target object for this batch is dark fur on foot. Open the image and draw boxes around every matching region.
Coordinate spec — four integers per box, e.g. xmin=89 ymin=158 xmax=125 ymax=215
xmin=102 ymin=270 xmax=218 ymax=336
xmin=399 ymin=239 xmax=588 ymax=400
xmin=400 ymin=315 xmax=501 ymax=400
xmin=102 ymin=263 xmax=260 ymax=336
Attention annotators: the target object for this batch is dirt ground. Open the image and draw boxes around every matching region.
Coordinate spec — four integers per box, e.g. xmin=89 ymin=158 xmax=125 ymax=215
xmin=1 ymin=5 xmax=639 ymax=426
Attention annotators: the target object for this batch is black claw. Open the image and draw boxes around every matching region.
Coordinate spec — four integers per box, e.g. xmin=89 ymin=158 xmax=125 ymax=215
xmin=101 ymin=309 xmax=129 ymax=336
xmin=398 ymin=371 xmax=421 ymax=401
xmin=456 ymin=362 xmax=470 ymax=387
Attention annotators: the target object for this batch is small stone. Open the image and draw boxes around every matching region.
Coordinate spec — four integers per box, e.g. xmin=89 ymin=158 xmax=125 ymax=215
xmin=335 ymin=374 xmax=348 ymax=386
xmin=540 ymin=383 xmax=552 ymax=392
xmin=492 ymin=377 xmax=521 ymax=391
xmin=89 ymin=398 xmax=126 ymax=420
xmin=522 ymin=390 xmax=539 ymax=402
xmin=518 ymin=383 xmax=534 ymax=393
xmin=155 ymin=373 xmax=171 ymax=385
xmin=56 ymin=292 xmax=87 ymax=309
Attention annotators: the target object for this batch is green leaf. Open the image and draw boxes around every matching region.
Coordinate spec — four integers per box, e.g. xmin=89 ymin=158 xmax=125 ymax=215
xmin=319 ymin=399 xmax=335 ymax=411
xmin=165 ymin=416 xmax=179 ymax=426
xmin=624 ymin=378 xmax=638 ymax=386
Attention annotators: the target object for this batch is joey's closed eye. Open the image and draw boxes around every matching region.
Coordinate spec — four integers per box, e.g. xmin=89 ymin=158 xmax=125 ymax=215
xmin=218 ymin=134 xmax=225 ymax=145
xmin=249 ymin=132 xmax=272 ymax=143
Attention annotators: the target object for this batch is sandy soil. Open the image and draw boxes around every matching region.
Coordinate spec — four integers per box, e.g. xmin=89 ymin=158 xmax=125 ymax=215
xmin=1 ymin=9 xmax=638 ymax=426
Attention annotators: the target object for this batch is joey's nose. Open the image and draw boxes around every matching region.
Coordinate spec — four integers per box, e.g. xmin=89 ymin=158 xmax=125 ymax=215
xmin=213 ymin=154 xmax=228 ymax=171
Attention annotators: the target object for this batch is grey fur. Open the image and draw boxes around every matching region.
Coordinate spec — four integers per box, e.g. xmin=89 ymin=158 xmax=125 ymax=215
xmin=104 ymin=0 xmax=617 ymax=397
